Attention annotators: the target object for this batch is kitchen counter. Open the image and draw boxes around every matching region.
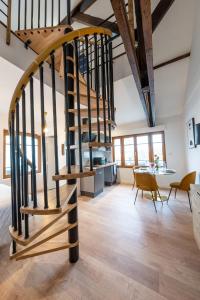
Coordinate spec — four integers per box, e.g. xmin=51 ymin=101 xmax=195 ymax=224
xmin=84 ymin=162 xmax=117 ymax=170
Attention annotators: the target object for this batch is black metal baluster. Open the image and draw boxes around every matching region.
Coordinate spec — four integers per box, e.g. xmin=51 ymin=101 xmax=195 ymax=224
xmin=105 ymin=36 xmax=111 ymax=143
xmin=63 ymin=43 xmax=71 ymax=174
xmin=38 ymin=0 xmax=40 ymax=28
xmin=30 ymin=76 xmax=37 ymax=208
xmin=44 ymin=0 xmax=47 ymax=27
xmin=51 ymin=53 xmax=60 ymax=208
xmin=31 ymin=0 xmax=34 ymax=29
xmin=67 ymin=0 xmax=71 ymax=25
xmin=90 ymin=44 xmax=93 ymax=89
xmin=85 ymin=35 xmax=93 ymax=170
xmin=94 ymin=34 xmax=100 ymax=142
xmin=24 ymin=0 xmax=27 ymax=30
xmin=18 ymin=0 xmax=21 ymax=30
xmin=75 ymin=39 xmax=83 ymax=172
xmin=39 ymin=65 xmax=48 ymax=209
xmin=10 ymin=117 xmax=17 ymax=254
xmin=109 ymin=42 xmax=115 ymax=123
xmin=10 ymin=113 xmax=17 ymax=232
xmin=58 ymin=0 xmax=61 ymax=24
xmin=16 ymin=102 xmax=22 ymax=235
xmin=22 ymin=88 xmax=29 ymax=239
xmin=51 ymin=0 xmax=54 ymax=27
xmin=101 ymin=35 xmax=107 ymax=143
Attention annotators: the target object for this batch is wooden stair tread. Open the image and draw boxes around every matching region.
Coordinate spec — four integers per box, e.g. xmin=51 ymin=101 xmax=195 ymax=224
xmin=14 ymin=241 xmax=78 ymax=260
xmin=53 ymin=166 xmax=96 ymax=181
xmin=9 ymin=201 xmax=77 ymax=246
xmin=20 ymin=184 xmax=76 ymax=215
xmin=68 ymin=108 xmax=105 ymax=119
xmin=69 ymin=120 xmax=115 ymax=132
xmin=10 ymin=222 xmax=78 ymax=260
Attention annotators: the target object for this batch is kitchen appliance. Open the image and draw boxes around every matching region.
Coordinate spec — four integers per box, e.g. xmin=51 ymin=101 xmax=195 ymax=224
xmin=93 ymin=157 xmax=106 ymax=165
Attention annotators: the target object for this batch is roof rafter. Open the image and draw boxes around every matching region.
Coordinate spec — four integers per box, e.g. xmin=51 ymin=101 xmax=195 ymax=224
xmin=152 ymin=0 xmax=175 ymax=32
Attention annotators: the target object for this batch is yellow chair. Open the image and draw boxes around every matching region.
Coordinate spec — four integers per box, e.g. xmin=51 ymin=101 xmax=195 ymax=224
xmin=132 ymin=166 xmax=141 ymax=190
xmin=168 ymin=171 xmax=196 ymax=212
xmin=134 ymin=172 xmax=162 ymax=213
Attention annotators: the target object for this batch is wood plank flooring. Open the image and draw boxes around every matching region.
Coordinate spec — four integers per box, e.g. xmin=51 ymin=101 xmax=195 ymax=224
xmin=0 ymin=184 xmax=200 ymax=300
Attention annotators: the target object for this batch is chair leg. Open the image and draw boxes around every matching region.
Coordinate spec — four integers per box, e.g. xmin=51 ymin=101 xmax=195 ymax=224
xmin=167 ymin=187 xmax=172 ymax=204
xmin=157 ymin=190 xmax=163 ymax=206
xmin=151 ymin=191 xmax=157 ymax=213
xmin=134 ymin=189 xmax=139 ymax=205
xmin=175 ymin=188 xmax=177 ymax=198
xmin=187 ymin=191 xmax=192 ymax=212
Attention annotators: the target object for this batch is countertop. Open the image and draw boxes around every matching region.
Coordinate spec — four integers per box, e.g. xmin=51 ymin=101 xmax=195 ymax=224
xmin=84 ymin=162 xmax=117 ymax=170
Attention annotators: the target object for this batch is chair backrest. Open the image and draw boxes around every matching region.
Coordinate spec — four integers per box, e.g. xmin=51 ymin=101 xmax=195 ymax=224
xmin=179 ymin=171 xmax=196 ymax=191
xmin=135 ymin=172 xmax=158 ymax=191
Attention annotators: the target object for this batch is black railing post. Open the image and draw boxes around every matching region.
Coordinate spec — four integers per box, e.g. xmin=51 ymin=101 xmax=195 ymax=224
xmin=45 ymin=0 xmax=47 ymax=27
xmin=94 ymin=34 xmax=100 ymax=142
xmin=39 ymin=64 xmax=48 ymax=209
xmin=38 ymin=0 xmax=41 ymax=28
xmin=30 ymin=76 xmax=37 ymax=208
xmin=31 ymin=0 xmax=34 ymax=29
xmin=67 ymin=0 xmax=71 ymax=25
xmin=109 ymin=41 xmax=115 ymax=123
xmin=101 ymin=34 xmax=107 ymax=143
xmin=51 ymin=53 xmax=60 ymax=208
xmin=24 ymin=0 xmax=27 ymax=30
xmin=85 ymin=35 xmax=93 ymax=171
xmin=18 ymin=0 xmax=21 ymax=30
xmin=22 ymin=88 xmax=29 ymax=239
xmin=105 ymin=36 xmax=111 ymax=143
xmin=74 ymin=38 xmax=83 ymax=173
xmin=16 ymin=101 xmax=22 ymax=235
xmin=51 ymin=0 xmax=54 ymax=27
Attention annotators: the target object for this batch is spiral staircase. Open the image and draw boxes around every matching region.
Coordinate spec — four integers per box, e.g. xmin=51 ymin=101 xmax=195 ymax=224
xmin=7 ymin=2 xmax=115 ymax=263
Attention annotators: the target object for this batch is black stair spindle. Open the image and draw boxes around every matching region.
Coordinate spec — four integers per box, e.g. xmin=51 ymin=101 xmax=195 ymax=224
xmin=67 ymin=0 xmax=71 ymax=25
xmin=24 ymin=0 xmax=27 ymax=30
xmin=10 ymin=112 xmax=17 ymax=232
xmin=105 ymin=36 xmax=111 ymax=143
xmin=109 ymin=41 xmax=115 ymax=123
xmin=94 ymin=34 xmax=100 ymax=142
xmin=51 ymin=0 xmax=54 ymax=27
xmin=16 ymin=102 xmax=22 ymax=235
xmin=38 ymin=0 xmax=41 ymax=28
xmin=90 ymin=44 xmax=93 ymax=89
xmin=63 ymin=43 xmax=71 ymax=174
xmin=100 ymin=34 xmax=107 ymax=143
xmin=22 ymin=88 xmax=29 ymax=239
xmin=50 ymin=53 xmax=60 ymax=208
xmin=31 ymin=0 xmax=34 ymax=29
xmin=18 ymin=0 xmax=21 ymax=30
xmin=58 ymin=0 xmax=61 ymax=24
xmin=39 ymin=65 xmax=48 ymax=209
xmin=85 ymin=35 xmax=93 ymax=171
xmin=74 ymin=38 xmax=83 ymax=173
xmin=30 ymin=76 xmax=37 ymax=208
xmin=44 ymin=0 xmax=47 ymax=27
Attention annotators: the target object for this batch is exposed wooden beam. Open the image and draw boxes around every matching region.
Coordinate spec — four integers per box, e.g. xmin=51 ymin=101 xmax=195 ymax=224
xmin=152 ymin=0 xmax=175 ymax=32
xmin=111 ymin=0 xmax=152 ymax=126
xmin=154 ymin=52 xmax=190 ymax=70
xmin=72 ymin=12 xmax=119 ymax=34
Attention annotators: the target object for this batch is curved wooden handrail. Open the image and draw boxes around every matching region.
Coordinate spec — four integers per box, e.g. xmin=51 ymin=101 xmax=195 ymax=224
xmin=8 ymin=27 xmax=112 ymax=123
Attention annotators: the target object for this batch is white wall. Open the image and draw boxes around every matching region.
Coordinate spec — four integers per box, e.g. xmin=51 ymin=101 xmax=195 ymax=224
xmin=112 ymin=115 xmax=186 ymax=188
xmin=184 ymin=0 xmax=200 ymax=183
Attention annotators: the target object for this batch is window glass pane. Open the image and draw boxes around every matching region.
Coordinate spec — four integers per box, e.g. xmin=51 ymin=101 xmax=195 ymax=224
xmin=114 ymin=145 xmax=121 ymax=165
xmin=124 ymin=137 xmax=134 ymax=145
xmin=137 ymin=144 xmax=149 ymax=166
xmin=114 ymin=138 xmax=120 ymax=146
xmin=152 ymin=134 xmax=162 ymax=143
xmin=137 ymin=135 xmax=148 ymax=144
xmin=153 ymin=143 xmax=163 ymax=161
xmin=124 ymin=144 xmax=134 ymax=166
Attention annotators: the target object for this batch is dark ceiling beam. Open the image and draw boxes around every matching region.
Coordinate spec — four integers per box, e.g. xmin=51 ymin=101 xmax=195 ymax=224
xmin=152 ymin=0 xmax=175 ymax=32
xmin=154 ymin=52 xmax=190 ymax=70
xmin=135 ymin=0 xmax=155 ymax=126
xmin=110 ymin=0 xmax=152 ymax=126
xmin=72 ymin=12 xmax=119 ymax=34
xmin=71 ymin=0 xmax=97 ymax=17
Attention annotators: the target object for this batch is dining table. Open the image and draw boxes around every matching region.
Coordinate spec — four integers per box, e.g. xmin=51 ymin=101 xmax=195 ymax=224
xmin=134 ymin=167 xmax=176 ymax=201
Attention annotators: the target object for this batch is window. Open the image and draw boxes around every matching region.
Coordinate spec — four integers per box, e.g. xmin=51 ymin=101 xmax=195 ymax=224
xmin=112 ymin=131 xmax=166 ymax=168
xmin=3 ymin=130 xmax=41 ymax=179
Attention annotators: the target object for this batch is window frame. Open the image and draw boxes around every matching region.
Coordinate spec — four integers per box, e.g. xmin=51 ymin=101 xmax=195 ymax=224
xmin=3 ymin=129 xmax=41 ymax=179
xmin=112 ymin=131 xmax=166 ymax=168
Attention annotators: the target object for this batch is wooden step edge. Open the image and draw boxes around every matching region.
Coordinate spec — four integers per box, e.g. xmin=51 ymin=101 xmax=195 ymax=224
xmin=89 ymin=142 xmax=113 ymax=148
xmin=69 ymin=120 xmax=115 ymax=132
xmin=53 ymin=170 xmax=96 ymax=181
xmin=9 ymin=203 xmax=77 ymax=246
xmin=15 ymin=241 xmax=79 ymax=260
xmin=10 ymin=222 xmax=78 ymax=260
xmin=15 ymin=24 xmax=72 ymax=35
xmin=20 ymin=206 xmax=62 ymax=216
xmin=68 ymin=91 xmax=101 ymax=101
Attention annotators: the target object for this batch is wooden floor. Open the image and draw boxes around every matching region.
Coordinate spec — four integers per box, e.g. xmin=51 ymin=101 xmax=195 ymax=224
xmin=0 ymin=184 xmax=200 ymax=300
